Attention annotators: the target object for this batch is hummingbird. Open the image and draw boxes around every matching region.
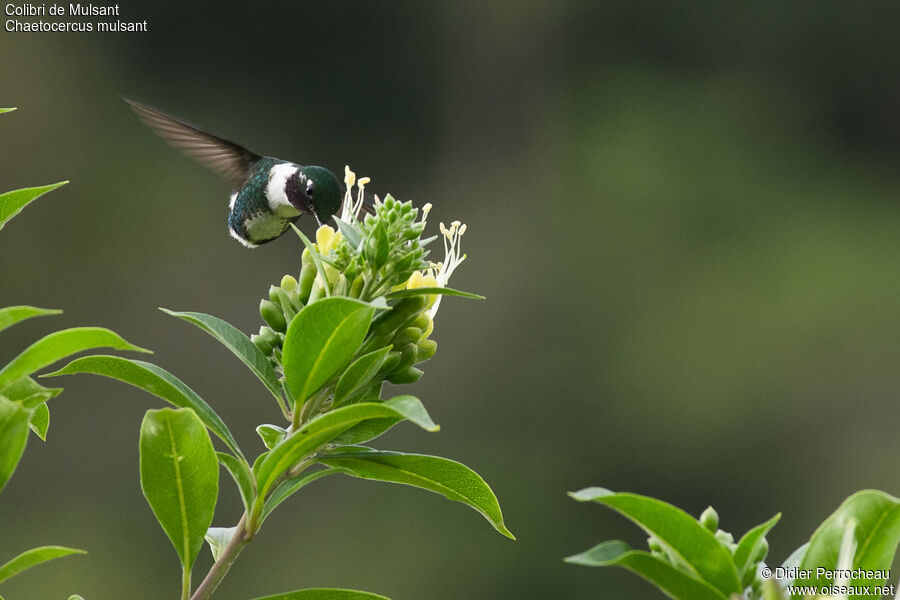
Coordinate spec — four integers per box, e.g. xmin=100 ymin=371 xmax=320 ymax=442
xmin=124 ymin=98 xmax=361 ymax=247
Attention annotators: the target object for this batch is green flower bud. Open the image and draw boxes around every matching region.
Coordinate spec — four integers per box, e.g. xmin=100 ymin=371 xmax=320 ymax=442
xmin=647 ymin=536 xmax=664 ymax=556
xmin=387 ymin=366 xmax=423 ymax=384
xmin=251 ymin=333 xmax=273 ymax=355
xmin=298 ymin=262 xmax=316 ymax=303
xmin=280 ymin=274 xmax=298 ymax=293
xmin=714 ymin=530 xmax=735 ymax=552
xmin=411 ymin=313 xmax=430 ymax=331
xmin=252 ymin=326 xmax=279 ymax=355
xmin=393 ymin=326 xmax=423 ymax=347
xmin=416 ymin=339 xmax=437 ymax=362
xmin=269 ymin=285 xmax=297 ymax=320
xmin=260 ymin=299 xmax=287 ymax=333
xmin=349 ymin=275 xmax=364 ymax=298
xmin=700 ymin=506 xmax=719 ymax=532
xmin=393 ymin=342 xmax=419 ymax=372
xmin=373 ymin=296 xmax=428 ymax=336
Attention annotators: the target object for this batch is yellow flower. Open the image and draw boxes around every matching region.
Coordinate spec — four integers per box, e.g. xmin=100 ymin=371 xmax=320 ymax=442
xmin=314 ymin=225 xmax=342 ymax=255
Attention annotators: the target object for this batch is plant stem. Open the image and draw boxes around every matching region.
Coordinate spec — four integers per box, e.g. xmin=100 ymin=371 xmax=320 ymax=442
xmin=189 ymin=514 xmax=251 ymax=600
xmin=181 ymin=564 xmax=192 ymax=600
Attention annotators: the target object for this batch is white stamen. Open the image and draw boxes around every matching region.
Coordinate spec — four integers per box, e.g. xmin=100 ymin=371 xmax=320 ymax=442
xmin=427 ymin=218 xmax=468 ymax=318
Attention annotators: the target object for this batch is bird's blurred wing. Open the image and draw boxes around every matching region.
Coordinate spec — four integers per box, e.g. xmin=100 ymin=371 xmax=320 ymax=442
xmin=124 ymin=97 xmax=261 ymax=188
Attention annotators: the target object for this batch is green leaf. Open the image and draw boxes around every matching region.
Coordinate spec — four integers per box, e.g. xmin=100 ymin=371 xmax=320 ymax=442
xmin=217 ymin=452 xmax=254 ymax=512
xmin=28 ymin=402 xmax=49 ymax=441
xmin=251 ymin=588 xmax=391 ymax=600
xmin=319 ymin=449 xmax=513 ymax=539
xmin=569 ymin=488 xmax=741 ymax=596
xmin=0 ymin=546 xmax=85 ymax=584
xmin=256 ymin=424 xmax=288 ymax=450
xmin=261 ymin=467 xmax=341 ymax=522
xmin=386 ymin=287 xmax=485 ymax=300
xmin=204 ymin=526 xmax=238 ymax=562
xmin=140 ymin=408 xmax=219 ymax=570
xmin=0 ymin=108 xmax=16 ymax=114
xmin=733 ymin=513 xmax=780 ymax=588
xmin=2 ymin=376 xmax=62 ymax=408
xmin=0 ymin=182 xmax=68 ymax=230
xmin=159 ymin=309 xmax=283 ymax=403
xmin=332 ymin=395 xmax=438 ymax=445
xmin=282 ymin=297 xmax=375 ymax=407
xmin=794 ymin=489 xmax=900 ymax=599
xmin=0 ymin=327 xmax=149 ymax=391
xmin=0 ymin=306 xmax=61 ymax=334
xmin=564 ymin=541 xmax=728 ymax=600
xmin=334 ymin=346 xmax=392 ymax=405
xmin=332 ymin=217 xmax=362 ymax=249
xmin=45 ymin=356 xmax=244 ymax=460
xmin=254 ymin=401 xmax=435 ymax=501
xmin=0 ymin=396 xmax=31 ymax=493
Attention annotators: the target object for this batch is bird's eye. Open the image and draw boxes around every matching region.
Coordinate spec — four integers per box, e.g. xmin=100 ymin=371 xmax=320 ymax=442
xmin=306 ymin=183 xmax=314 ymax=196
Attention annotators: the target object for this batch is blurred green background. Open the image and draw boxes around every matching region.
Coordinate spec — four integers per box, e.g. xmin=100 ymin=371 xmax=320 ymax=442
xmin=2 ymin=1 xmax=900 ymax=598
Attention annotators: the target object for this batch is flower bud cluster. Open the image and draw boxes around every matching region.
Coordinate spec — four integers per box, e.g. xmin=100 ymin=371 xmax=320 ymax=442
xmin=647 ymin=505 xmax=772 ymax=599
xmin=332 ymin=194 xmax=431 ymax=299
xmin=361 ymin=295 xmax=438 ymax=385
xmin=250 ymin=166 xmax=473 ymax=421
xmin=251 ymin=267 xmax=315 ymax=363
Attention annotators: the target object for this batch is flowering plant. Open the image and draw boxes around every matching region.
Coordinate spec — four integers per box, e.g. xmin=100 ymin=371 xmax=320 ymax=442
xmin=47 ymin=167 xmax=512 ymax=600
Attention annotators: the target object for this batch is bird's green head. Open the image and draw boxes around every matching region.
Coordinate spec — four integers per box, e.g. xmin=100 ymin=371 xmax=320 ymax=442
xmin=300 ymin=165 xmax=342 ymax=224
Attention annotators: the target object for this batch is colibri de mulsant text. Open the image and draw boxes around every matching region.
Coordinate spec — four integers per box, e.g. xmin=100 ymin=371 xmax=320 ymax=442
xmin=5 ymin=4 xmax=148 ymax=32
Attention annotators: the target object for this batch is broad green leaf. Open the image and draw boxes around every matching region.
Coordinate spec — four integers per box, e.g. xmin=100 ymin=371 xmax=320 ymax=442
xmin=332 ymin=395 xmax=438 ymax=445
xmin=159 ymin=309 xmax=282 ymax=402
xmin=794 ymin=489 xmax=900 ymax=599
xmin=0 ymin=306 xmax=61 ymax=334
xmin=564 ymin=540 xmax=728 ymax=600
xmin=2 ymin=376 xmax=62 ymax=408
xmin=0 ymin=396 xmax=31 ymax=493
xmin=256 ymin=424 xmax=287 ymax=450
xmin=733 ymin=513 xmax=780 ymax=588
xmin=319 ymin=449 xmax=513 ymax=539
xmin=282 ymin=297 xmax=375 ymax=407
xmin=45 ymin=356 xmax=244 ymax=460
xmin=0 ymin=108 xmax=16 ymax=114
xmin=140 ymin=408 xmax=219 ymax=569
xmin=386 ymin=287 xmax=485 ymax=300
xmin=217 ymin=452 xmax=254 ymax=512
xmin=0 ymin=546 xmax=85 ymax=584
xmin=261 ymin=467 xmax=340 ymax=522
xmin=569 ymin=488 xmax=741 ymax=596
xmin=334 ymin=346 xmax=392 ymax=405
xmin=254 ymin=402 xmax=434 ymax=501
xmin=251 ymin=588 xmax=391 ymax=600
xmin=0 ymin=327 xmax=149 ymax=390
xmin=28 ymin=402 xmax=49 ymax=441
xmin=0 ymin=182 xmax=68 ymax=230
xmin=204 ymin=526 xmax=238 ymax=562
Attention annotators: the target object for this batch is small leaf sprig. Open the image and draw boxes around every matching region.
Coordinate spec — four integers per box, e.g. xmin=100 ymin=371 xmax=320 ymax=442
xmin=566 ymin=488 xmax=900 ymax=600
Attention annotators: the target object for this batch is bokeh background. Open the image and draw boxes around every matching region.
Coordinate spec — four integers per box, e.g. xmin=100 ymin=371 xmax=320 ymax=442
xmin=2 ymin=2 xmax=900 ymax=598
